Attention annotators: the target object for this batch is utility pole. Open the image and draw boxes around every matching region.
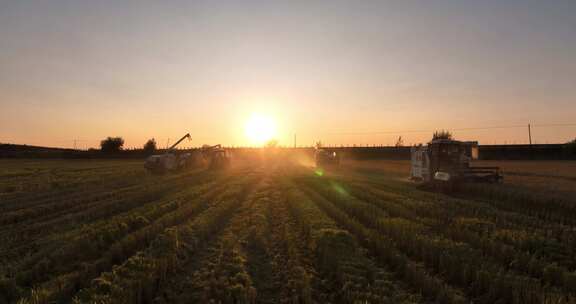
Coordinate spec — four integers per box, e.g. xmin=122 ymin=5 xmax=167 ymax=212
xmin=528 ymin=124 xmax=532 ymax=145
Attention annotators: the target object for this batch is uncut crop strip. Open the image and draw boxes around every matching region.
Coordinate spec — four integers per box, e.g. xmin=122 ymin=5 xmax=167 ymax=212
xmin=459 ymin=182 xmax=576 ymax=225
xmin=13 ymin=173 xmax=252 ymax=303
xmin=341 ymin=171 xmax=576 ymax=232
xmin=0 ymin=166 xmax=200 ymax=221
xmin=0 ymin=166 xmax=132 ymax=202
xmin=299 ymin=177 xmax=529 ymax=303
xmin=343 ymin=179 xmax=576 ymax=271
xmin=0 ymin=170 xmax=214 ymax=249
xmin=0 ymin=169 xmax=200 ymax=224
xmin=294 ymin=181 xmax=463 ymax=303
xmin=230 ymin=180 xmax=279 ymax=303
xmin=0 ymin=164 xmax=151 ymax=211
xmin=0 ymin=187 xmax=139 ymax=224
xmin=0 ymin=182 xmax=207 ymax=266
xmin=261 ymin=180 xmax=318 ymax=303
xmin=1 ymin=176 xmax=168 ymax=228
xmin=0 ymin=175 xmax=162 ymax=221
xmin=284 ymin=178 xmax=424 ymax=304
xmin=65 ymin=172 xmax=261 ymax=304
xmin=155 ymin=178 xmax=272 ymax=303
xmin=5 ymin=175 xmax=231 ymax=282
xmin=298 ymin=175 xmax=576 ymax=304
xmin=341 ymin=181 xmax=576 ymax=294
xmin=356 ymin=184 xmax=575 ymax=287
xmin=7 ymin=171 xmax=257 ymax=303
xmin=335 ymin=174 xmax=576 ymax=258
xmin=240 ymin=178 xmax=314 ymax=303
xmin=158 ymin=172 xmax=337 ymax=304
xmin=33 ymin=180 xmax=245 ymax=303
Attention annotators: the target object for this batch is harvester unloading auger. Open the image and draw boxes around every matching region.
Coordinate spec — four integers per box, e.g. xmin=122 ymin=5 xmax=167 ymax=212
xmin=144 ymin=133 xmax=193 ymax=174
xmin=410 ymin=138 xmax=502 ymax=190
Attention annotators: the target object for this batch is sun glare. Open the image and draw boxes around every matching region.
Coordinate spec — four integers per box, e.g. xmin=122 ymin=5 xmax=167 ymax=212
xmin=245 ymin=113 xmax=277 ymax=145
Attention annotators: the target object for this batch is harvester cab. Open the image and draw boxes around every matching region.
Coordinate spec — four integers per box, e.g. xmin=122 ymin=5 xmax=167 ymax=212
xmin=411 ymin=139 xmax=502 ymax=186
xmin=145 ymin=133 xmax=192 ymax=174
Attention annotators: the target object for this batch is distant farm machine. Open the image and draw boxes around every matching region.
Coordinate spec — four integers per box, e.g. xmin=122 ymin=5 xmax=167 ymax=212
xmin=145 ymin=134 xmax=231 ymax=173
xmin=315 ymin=142 xmax=341 ymax=168
xmin=144 ymin=133 xmax=194 ymax=174
xmin=410 ymin=139 xmax=502 ymax=188
xmin=200 ymin=144 xmax=231 ymax=169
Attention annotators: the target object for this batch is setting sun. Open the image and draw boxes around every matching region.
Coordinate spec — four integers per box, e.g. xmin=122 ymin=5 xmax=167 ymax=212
xmin=244 ymin=113 xmax=277 ymax=145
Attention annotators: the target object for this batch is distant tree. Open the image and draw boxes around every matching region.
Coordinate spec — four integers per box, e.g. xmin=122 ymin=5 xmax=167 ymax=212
xmin=564 ymin=138 xmax=576 ymax=156
xmin=433 ymin=130 xmax=453 ymax=140
xmin=395 ymin=136 xmax=404 ymax=147
xmin=266 ymin=139 xmax=278 ymax=148
xmin=100 ymin=137 xmax=124 ymax=152
xmin=143 ymin=138 xmax=157 ymax=154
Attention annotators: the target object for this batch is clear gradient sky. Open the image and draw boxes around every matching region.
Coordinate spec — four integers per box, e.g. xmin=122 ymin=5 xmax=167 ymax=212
xmin=1 ymin=0 xmax=575 ymax=148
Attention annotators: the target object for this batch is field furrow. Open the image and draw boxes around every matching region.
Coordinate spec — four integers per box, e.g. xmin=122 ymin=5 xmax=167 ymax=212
xmin=287 ymin=177 xmax=424 ymax=304
xmin=344 ymin=180 xmax=576 ymax=291
xmin=62 ymin=169 xmax=260 ymax=304
xmin=3 ymin=158 xmax=576 ymax=304
xmin=299 ymin=174 xmax=576 ymax=303
xmin=154 ymin=177 xmax=269 ymax=303
xmin=0 ymin=172 xmax=222 ymax=265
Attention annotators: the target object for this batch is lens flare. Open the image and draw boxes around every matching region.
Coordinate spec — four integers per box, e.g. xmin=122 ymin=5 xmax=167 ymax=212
xmin=331 ymin=181 xmax=348 ymax=196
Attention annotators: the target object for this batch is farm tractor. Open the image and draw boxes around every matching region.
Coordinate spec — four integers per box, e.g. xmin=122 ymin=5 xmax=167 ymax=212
xmin=315 ymin=142 xmax=341 ymax=168
xmin=200 ymin=144 xmax=231 ymax=169
xmin=410 ymin=139 xmax=502 ymax=190
xmin=145 ymin=133 xmax=194 ymax=174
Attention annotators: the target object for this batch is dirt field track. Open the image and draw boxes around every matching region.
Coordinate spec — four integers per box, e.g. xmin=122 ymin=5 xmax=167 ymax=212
xmin=1 ymin=158 xmax=576 ymax=304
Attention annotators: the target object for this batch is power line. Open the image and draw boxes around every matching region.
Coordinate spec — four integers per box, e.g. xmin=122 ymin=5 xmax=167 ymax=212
xmin=323 ymin=123 xmax=576 ymax=136
xmin=532 ymin=123 xmax=576 ymax=127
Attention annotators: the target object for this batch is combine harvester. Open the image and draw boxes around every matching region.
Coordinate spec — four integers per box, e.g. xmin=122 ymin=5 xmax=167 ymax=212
xmin=144 ymin=133 xmax=194 ymax=174
xmin=200 ymin=144 xmax=231 ymax=169
xmin=410 ymin=138 xmax=502 ymax=190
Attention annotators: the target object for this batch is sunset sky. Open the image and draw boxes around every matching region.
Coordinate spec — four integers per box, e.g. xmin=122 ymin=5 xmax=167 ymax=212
xmin=1 ymin=0 xmax=575 ymax=148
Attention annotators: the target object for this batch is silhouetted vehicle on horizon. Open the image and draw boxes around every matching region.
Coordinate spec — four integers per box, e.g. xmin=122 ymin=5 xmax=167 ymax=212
xmin=145 ymin=133 xmax=193 ymax=174
xmin=201 ymin=144 xmax=231 ymax=169
xmin=315 ymin=144 xmax=341 ymax=168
